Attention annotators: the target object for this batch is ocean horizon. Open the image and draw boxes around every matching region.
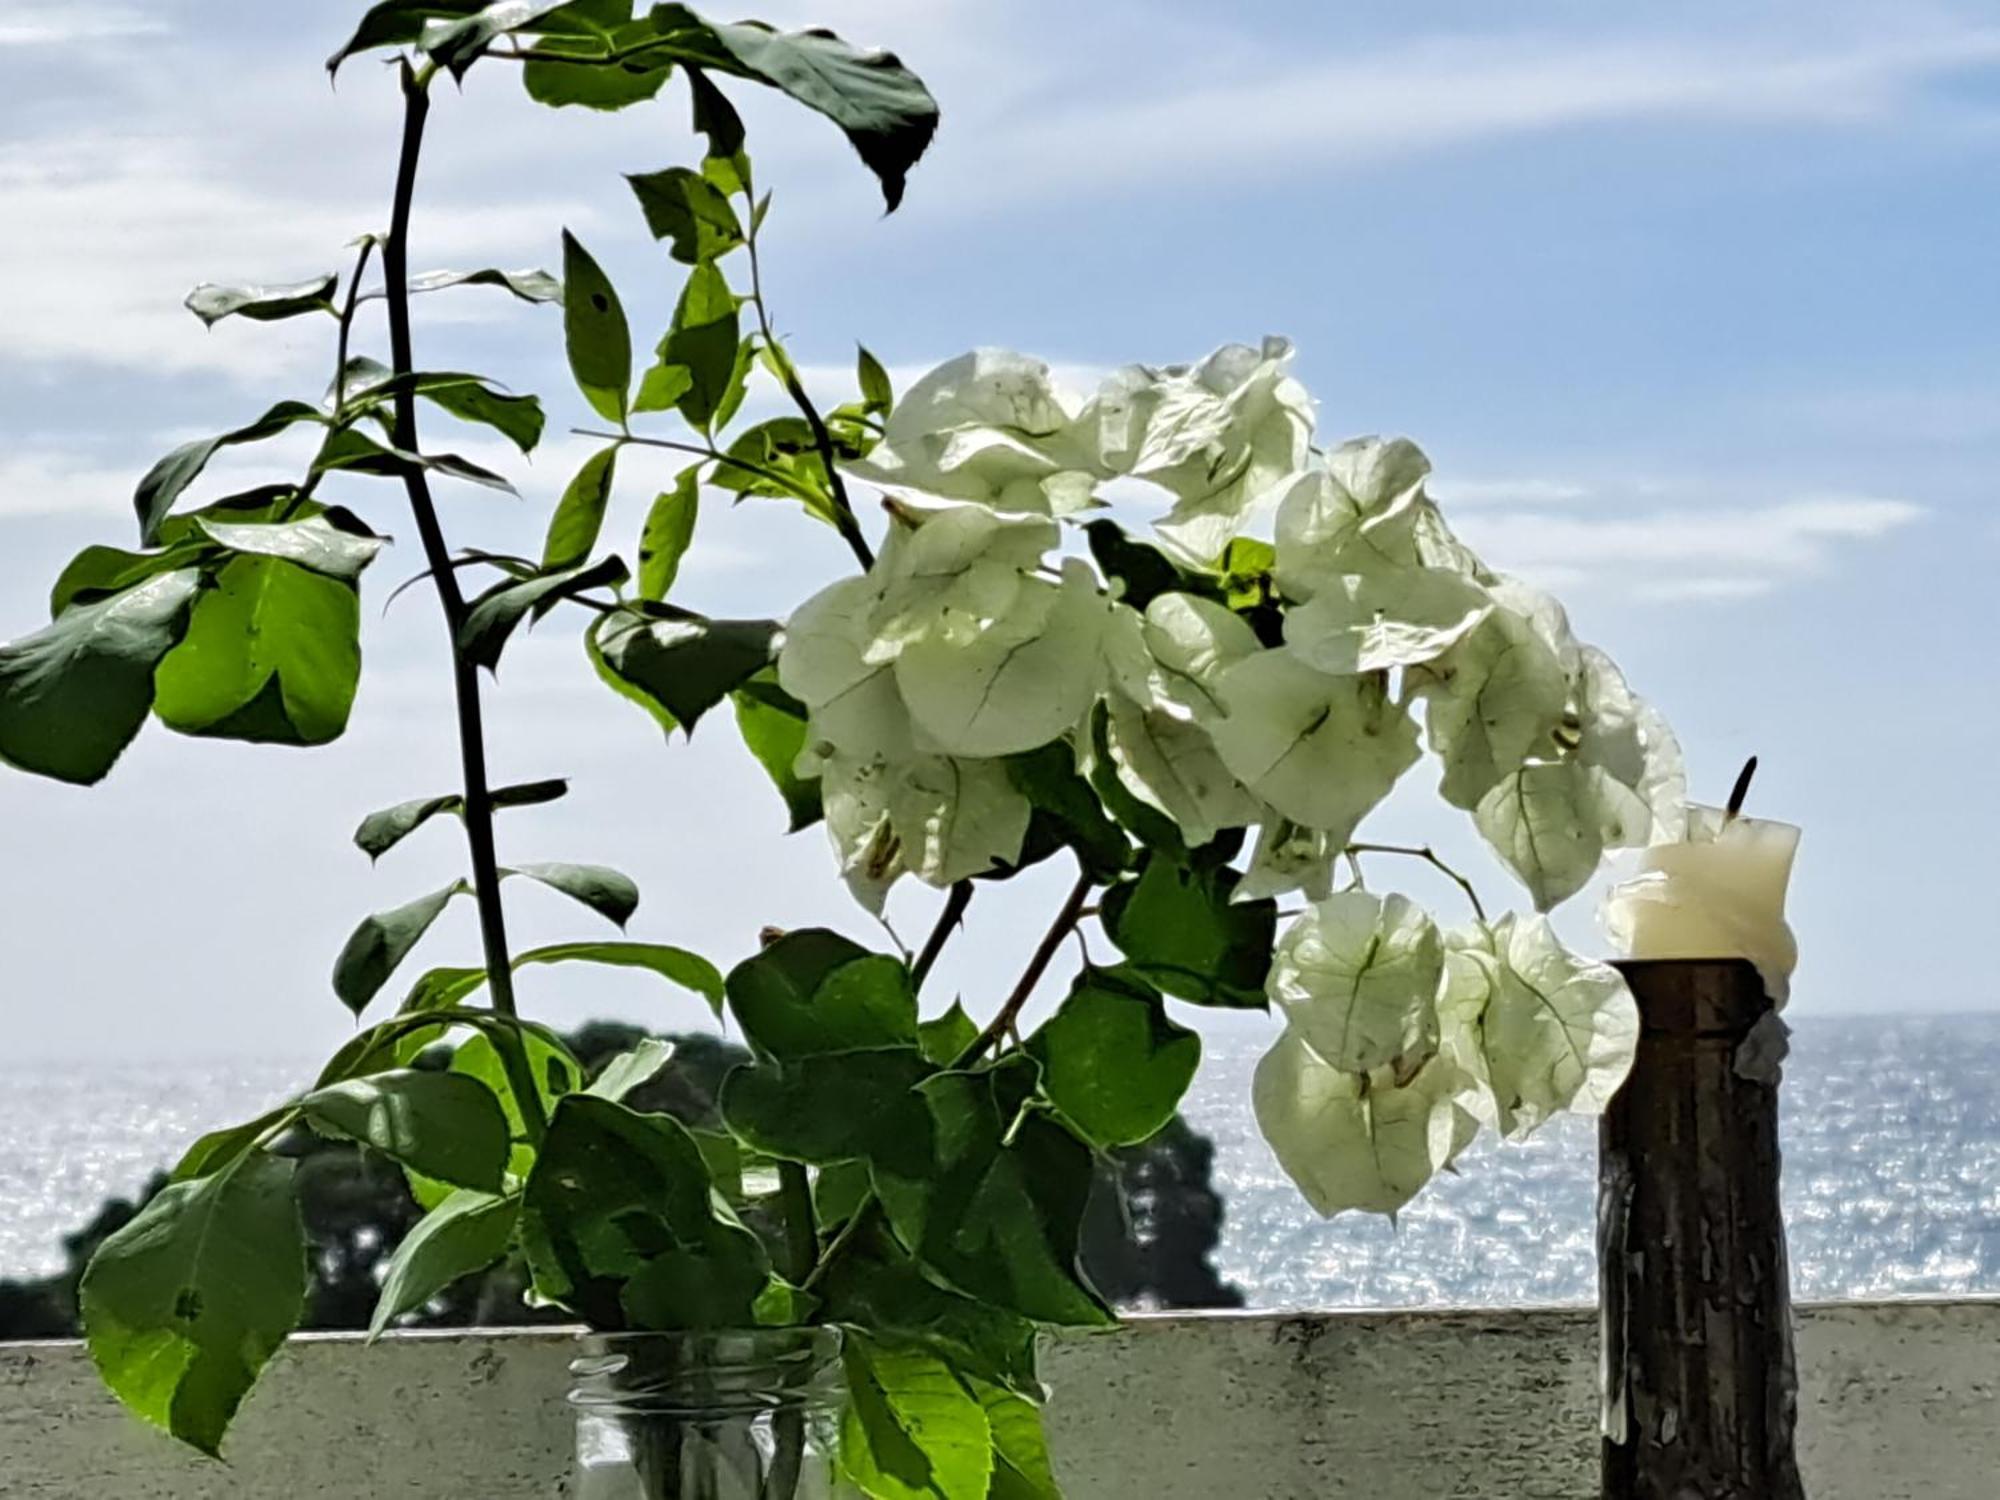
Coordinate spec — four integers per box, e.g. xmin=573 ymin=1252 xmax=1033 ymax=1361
xmin=8 ymin=1013 xmax=1998 ymax=1309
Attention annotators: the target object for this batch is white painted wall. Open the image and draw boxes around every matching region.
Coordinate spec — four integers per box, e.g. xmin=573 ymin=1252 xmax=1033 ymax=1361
xmin=4 ymin=1303 xmax=1996 ymax=1497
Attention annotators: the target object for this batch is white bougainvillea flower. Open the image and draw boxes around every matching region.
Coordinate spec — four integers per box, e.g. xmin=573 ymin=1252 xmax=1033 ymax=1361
xmin=1571 ymin=646 xmax=1687 ymax=842
xmin=1411 ymin=598 xmax=1574 ymax=812
xmin=1235 ymin=817 xmax=1342 ymax=903
xmin=896 ymin=558 xmax=1111 ymax=757
xmin=1478 ymin=913 xmax=1638 ymax=1137
xmin=1266 ymin=889 xmax=1443 ymax=1074
xmin=777 ymin=576 xmax=921 ymax=773
xmin=1474 ymin=758 xmax=1654 ymax=912
xmin=820 ymin=754 xmax=907 ymax=913
xmin=1435 ymin=926 xmax=1502 ymax=1131
xmin=1209 ymin=648 xmax=1419 ymax=838
xmin=1084 ymin=339 xmax=1314 ymax=564
xmin=847 ymin=349 xmax=1104 ymax=516
xmin=1284 ymin=566 xmax=1494 ymax=676
xmin=1253 ymin=1028 xmax=1473 ymax=1218
xmin=1090 ymin=692 xmax=1262 ymax=848
xmin=886 ymin=753 xmax=1033 ymax=888
xmin=863 ymin=502 xmax=1059 ymax=662
xmin=1274 ymin=437 xmax=1432 ymax=598
xmin=1103 ymin=590 xmax=1261 ymax=722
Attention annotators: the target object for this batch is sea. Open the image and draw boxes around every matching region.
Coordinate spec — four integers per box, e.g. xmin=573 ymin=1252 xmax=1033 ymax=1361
xmin=7 ymin=1015 xmax=1999 ymax=1307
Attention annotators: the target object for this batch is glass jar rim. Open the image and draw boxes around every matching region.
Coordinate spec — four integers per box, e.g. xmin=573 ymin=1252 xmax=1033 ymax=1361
xmin=569 ymin=1327 xmax=843 ymax=1417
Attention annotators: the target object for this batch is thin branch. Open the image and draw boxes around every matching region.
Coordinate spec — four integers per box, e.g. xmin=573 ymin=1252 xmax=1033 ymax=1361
xmin=331 ymin=236 xmax=377 ymax=416
xmin=744 ymin=224 xmax=875 ymax=571
xmin=1346 ymin=842 xmax=1488 ymax=922
xmin=955 ymin=867 xmax=1095 ymax=1068
xmin=571 ymin=427 xmax=825 ymax=510
xmin=911 ymin=881 xmax=974 ymax=993
xmin=383 ymin=61 xmax=544 ymax=1141
xmin=776 ymin=1162 xmax=816 ymax=1285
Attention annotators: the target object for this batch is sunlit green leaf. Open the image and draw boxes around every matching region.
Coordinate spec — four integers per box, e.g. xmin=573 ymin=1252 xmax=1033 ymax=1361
xmin=725 ymin=930 xmax=917 ymax=1059
xmin=460 ymin=555 xmax=630 ymax=673
xmin=541 ymin=446 xmax=619 ymax=571
xmin=637 ymin=466 xmax=699 ymax=599
xmin=516 ymin=941 xmax=723 ymax=1015
xmin=661 ymin=261 xmax=739 ymax=430
xmin=135 ymin=402 xmax=322 ymax=545
xmin=369 ymin=1189 xmax=517 ymax=1338
xmin=79 ymin=1151 xmax=305 ymax=1457
xmin=731 ymin=670 xmax=822 ymax=832
xmin=1100 ymin=853 xmax=1274 ymax=1008
xmin=1028 ymin=967 xmax=1198 ymax=1147
xmin=838 ymin=1335 xmax=993 ymax=1500
xmin=301 ymin=1069 xmax=510 ymax=1192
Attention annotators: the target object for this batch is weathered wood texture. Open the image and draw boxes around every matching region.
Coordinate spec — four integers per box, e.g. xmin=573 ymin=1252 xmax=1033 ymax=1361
xmin=5 ymin=1304 xmax=1995 ymax=1498
xmin=1602 ymin=960 xmax=1804 ymax=1500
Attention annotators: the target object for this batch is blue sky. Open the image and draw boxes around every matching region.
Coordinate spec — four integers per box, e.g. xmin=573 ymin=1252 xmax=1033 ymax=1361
xmin=0 ymin=1 xmax=1991 ymax=1061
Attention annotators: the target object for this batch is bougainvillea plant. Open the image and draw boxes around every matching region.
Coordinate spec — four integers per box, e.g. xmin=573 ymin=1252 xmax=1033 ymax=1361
xmin=0 ymin=4 xmax=1680 ymax=1494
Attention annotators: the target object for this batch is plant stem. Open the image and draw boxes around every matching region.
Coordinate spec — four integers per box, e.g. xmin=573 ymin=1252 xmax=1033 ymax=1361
xmin=571 ymin=427 xmax=826 ymax=511
xmin=955 ymin=867 xmax=1094 ymax=1067
xmin=383 ymin=60 xmax=545 ymax=1141
xmin=1345 ymin=842 xmax=1488 ymax=922
xmin=743 ymin=223 xmax=875 ymax=571
xmin=331 ymin=236 xmax=377 ymax=416
xmin=911 ymin=881 xmax=973 ymax=993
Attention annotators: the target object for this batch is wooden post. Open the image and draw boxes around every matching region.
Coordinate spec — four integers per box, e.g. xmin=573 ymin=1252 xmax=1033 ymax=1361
xmin=1599 ymin=959 xmax=1805 ymax=1500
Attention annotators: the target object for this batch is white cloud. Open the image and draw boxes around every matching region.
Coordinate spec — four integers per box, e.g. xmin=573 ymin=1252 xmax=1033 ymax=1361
xmin=921 ymin=22 xmax=2000 ymax=205
xmin=0 ymin=5 xmax=165 ymax=46
xmin=1452 ymin=492 xmax=1923 ymax=602
xmin=1437 ymin=477 xmax=1593 ymax=507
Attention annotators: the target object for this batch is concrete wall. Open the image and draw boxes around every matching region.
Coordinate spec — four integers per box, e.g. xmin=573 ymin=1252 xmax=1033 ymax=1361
xmin=4 ymin=1302 xmax=1996 ymax=1497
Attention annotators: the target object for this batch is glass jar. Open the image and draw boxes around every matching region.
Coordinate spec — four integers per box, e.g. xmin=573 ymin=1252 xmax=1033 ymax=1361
xmin=568 ymin=1328 xmax=845 ymax=1500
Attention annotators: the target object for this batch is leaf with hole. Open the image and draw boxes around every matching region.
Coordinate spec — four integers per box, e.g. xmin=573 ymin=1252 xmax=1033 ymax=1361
xmin=79 ymin=1151 xmax=305 ymax=1457
xmin=638 ymin=467 xmax=700 ymax=600
xmin=561 ymin=230 xmax=632 ymax=425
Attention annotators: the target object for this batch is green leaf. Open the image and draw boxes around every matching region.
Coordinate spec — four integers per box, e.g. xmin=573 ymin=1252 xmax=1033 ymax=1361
xmin=586 ymin=1037 xmax=679 ymax=1102
xmin=1266 ymin=890 xmax=1442 ymax=1075
xmin=459 ymin=555 xmax=630 ymax=673
xmin=0 ymin=570 xmax=200 ymax=784
xmin=408 ymin=266 xmax=563 ymax=304
xmin=508 ymin=861 xmax=640 ymax=927
xmin=838 ymin=1336 xmax=993 ymax=1500
xmin=541 ymin=446 xmax=619 ymax=571
xmin=562 ymin=230 xmax=632 ymax=425
xmin=725 ymin=930 xmax=917 ymax=1058
xmin=332 ymin=882 xmax=468 ymax=1017
xmin=590 ymin=609 xmax=780 ymax=734
xmin=730 ymin=671 xmax=822 ymax=833
xmin=48 ymin=543 xmax=209 ymax=618
xmin=327 ymin=1 xmax=483 ymax=73
xmin=586 ymin=612 xmax=677 ymax=737
xmin=135 ymin=402 xmax=322 ymax=545
xmin=1028 ymin=967 xmax=1198 ymax=1148
xmin=721 ymin=1047 xmax=934 ymax=1164
xmin=516 ymin=941 xmax=723 ymax=1015
xmin=186 ymin=275 xmax=338 ymax=328
xmin=519 ymin=1095 xmax=768 ymax=1329
xmin=1100 ymin=853 xmax=1276 ymax=1008
xmin=632 ymin=361 xmax=695 ymax=415
xmin=637 ymin=466 xmax=700 ymax=600
xmin=423 ymin=0 xmax=571 ymax=77
xmin=917 ymin=1003 xmax=978 ymax=1066
xmin=818 ymin=1220 xmax=1038 ymax=1391
xmin=704 ymin=22 xmax=941 ymax=211
xmin=522 ymin=23 xmax=674 ymax=110
xmin=301 ymin=1069 xmax=510 ymax=1192
xmin=707 ymin=416 xmax=830 ymax=506
xmin=356 ymin=778 xmax=568 ymax=861
xmin=661 ymin=262 xmax=740 ymax=430
xmin=152 ymin=556 xmax=362 ymax=747
xmin=79 ymin=1151 xmax=305 ymax=1457
xmin=194 ymin=508 xmax=386 ymax=582
xmin=369 ymin=1189 xmax=517 ymax=1338
xmin=449 ymin=1027 xmax=581 ymax=1145
xmin=628 ymin=166 xmax=744 ymax=265
xmin=870 ymin=1060 xmax=1112 ymax=1326
xmin=980 ymin=1382 xmax=1062 ymax=1500
xmin=858 ymin=345 xmax=894 ymax=417
xmin=813 ymin=1158 xmax=873 ymax=1227
xmin=309 ymin=425 xmax=518 ymax=494
xmin=401 ymin=966 xmax=490 ymax=1017
xmin=1006 ymin=741 xmax=1132 ymax=882
xmin=379 ymin=370 xmax=546 ymax=455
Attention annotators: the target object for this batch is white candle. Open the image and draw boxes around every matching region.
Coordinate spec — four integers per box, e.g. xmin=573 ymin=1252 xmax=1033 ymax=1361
xmin=1602 ymin=804 xmax=1801 ymax=1005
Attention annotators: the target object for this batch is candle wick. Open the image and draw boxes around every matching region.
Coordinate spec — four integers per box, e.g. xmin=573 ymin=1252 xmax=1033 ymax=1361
xmin=1725 ymin=755 xmax=1759 ymax=821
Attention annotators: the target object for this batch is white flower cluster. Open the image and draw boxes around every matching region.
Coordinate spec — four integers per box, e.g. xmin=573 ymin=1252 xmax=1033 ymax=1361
xmin=775 ymin=339 xmax=1682 ymax=1216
